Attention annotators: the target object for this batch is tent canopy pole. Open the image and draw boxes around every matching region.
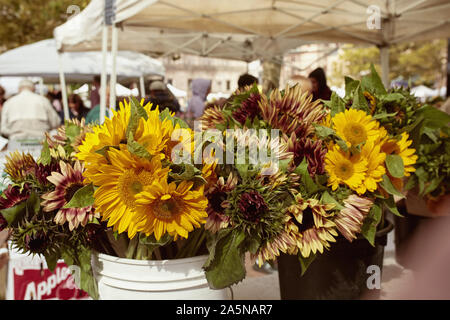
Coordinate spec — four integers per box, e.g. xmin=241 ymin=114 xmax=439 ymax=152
xmin=139 ymin=76 xmax=146 ymax=99
xmin=109 ymin=24 xmax=118 ymax=113
xmin=57 ymin=53 xmax=70 ymax=120
xmin=99 ymin=24 xmax=109 ymax=124
xmin=380 ymin=45 xmax=390 ymax=88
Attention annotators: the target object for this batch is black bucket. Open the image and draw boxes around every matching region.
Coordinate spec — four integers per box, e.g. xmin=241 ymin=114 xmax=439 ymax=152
xmin=277 ymin=219 xmax=393 ymax=300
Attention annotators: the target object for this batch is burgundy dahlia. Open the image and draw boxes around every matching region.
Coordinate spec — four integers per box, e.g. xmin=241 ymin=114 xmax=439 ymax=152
xmin=33 ymin=161 xmax=60 ymax=186
xmin=232 ymin=93 xmax=262 ymax=125
xmin=288 ymin=135 xmax=327 ymax=176
xmin=0 ymin=185 xmax=30 ymax=210
xmin=238 ymin=190 xmax=268 ymax=223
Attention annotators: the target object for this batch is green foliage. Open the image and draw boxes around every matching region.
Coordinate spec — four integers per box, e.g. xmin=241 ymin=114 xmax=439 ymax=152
xmin=361 ymin=202 xmax=382 ymax=246
xmin=385 ymin=154 xmax=404 ymax=178
xmin=329 ymin=40 xmax=447 ymax=88
xmin=298 ymin=253 xmax=317 ymax=276
xmin=63 ymin=184 xmax=95 ymax=209
xmin=204 ymin=229 xmax=246 ymax=289
xmin=0 ymin=0 xmax=89 ymax=52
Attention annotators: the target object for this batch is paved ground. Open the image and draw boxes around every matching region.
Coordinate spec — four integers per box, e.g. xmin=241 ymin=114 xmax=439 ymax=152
xmin=232 ymin=229 xmax=414 ymax=300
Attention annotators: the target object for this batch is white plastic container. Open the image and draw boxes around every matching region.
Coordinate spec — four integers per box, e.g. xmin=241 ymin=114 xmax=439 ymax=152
xmin=91 ymin=252 xmax=230 ymax=300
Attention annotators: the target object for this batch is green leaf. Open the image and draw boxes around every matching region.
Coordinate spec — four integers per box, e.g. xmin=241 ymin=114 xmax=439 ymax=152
xmin=380 ymin=93 xmax=404 ymax=103
xmin=126 ymin=97 xmax=148 ymax=139
xmin=361 ymin=203 xmax=382 ymax=246
xmin=65 ymin=122 xmax=81 ymax=142
xmin=351 ymin=84 xmax=369 ymax=112
xmin=44 ymin=252 xmax=59 ymax=271
xmin=361 ymin=64 xmax=387 ymax=96
xmin=336 ymin=139 xmax=349 ymax=152
xmin=298 ymin=253 xmax=317 ymax=276
xmin=204 ymin=229 xmax=232 ymax=270
xmin=204 ymin=229 xmax=246 ymax=289
xmin=1 ymin=201 xmax=27 ymax=226
xmin=383 ymin=196 xmax=402 ymax=217
xmin=329 ymin=92 xmax=346 ymax=117
xmin=423 ymin=177 xmax=444 ymax=196
xmin=160 ymin=107 xmax=190 ymax=129
xmin=39 ymin=140 xmax=51 ymax=165
xmin=344 ymin=76 xmax=360 ymax=99
xmin=127 ymin=136 xmax=152 ymax=160
xmin=320 ymin=191 xmax=344 ymax=210
xmin=313 ymin=124 xmax=335 ymax=139
xmin=385 ymin=154 xmax=404 ymax=178
xmin=417 ymin=105 xmax=450 ymax=130
xmin=379 ymin=174 xmax=405 ymax=198
xmin=294 ymin=158 xmax=318 ymax=195
xmin=373 ymin=112 xmax=398 ymax=120
xmin=63 ymin=184 xmax=95 ymax=208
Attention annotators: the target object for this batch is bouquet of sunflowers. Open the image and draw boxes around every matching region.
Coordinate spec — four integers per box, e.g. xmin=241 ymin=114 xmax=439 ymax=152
xmin=0 ymin=99 xmax=216 ymax=299
xmin=199 ymin=66 xmax=419 ymax=288
xmin=339 ymin=65 xmax=450 ymax=215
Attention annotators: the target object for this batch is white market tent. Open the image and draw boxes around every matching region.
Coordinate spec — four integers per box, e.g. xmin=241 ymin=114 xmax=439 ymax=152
xmin=0 ymin=39 xmax=164 ymax=83
xmin=0 ymin=39 xmax=165 ymax=119
xmin=53 ymin=0 xmax=450 ymax=122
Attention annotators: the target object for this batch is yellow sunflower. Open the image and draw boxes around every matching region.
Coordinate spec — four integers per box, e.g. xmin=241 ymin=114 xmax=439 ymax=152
xmin=332 ymin=109 xmax=380 ymax=147
xmin=76 ymin=100 xmax=172 ymax=182
xmin=134 ymin=180 xmax=208 ymax=241
xmin=356 ymin=140 xmax=386 ymax=194
xmin=381 ymin=132 xmax=418 ymax=177
xmin=325 ymin=144 xmax=368 ymax=192
xmin=89 ymin=146 xmax=170 ymax=238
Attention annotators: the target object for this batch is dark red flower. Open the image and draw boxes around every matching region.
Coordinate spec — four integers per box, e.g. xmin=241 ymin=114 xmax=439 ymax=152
xmin=288 ymin=135 xmax=327 ymax=176
xmin=33 ymin=161 xmax=60 ymax=186
xmin=232 ymin=93 xmax=262 ymax=125
xmin=0 ymin=185 xmax=30 ymax=210
xmin=238 ymin=190 xmax=268 ymax=223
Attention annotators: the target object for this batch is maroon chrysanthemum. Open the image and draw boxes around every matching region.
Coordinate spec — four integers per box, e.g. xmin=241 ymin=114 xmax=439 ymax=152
xmin=232 ymin=93 xmax=262 ymax=125
xmin=0 ymin=185 xmax=30 ymax=211
xmin=238 ymin=190 xmax=268 ymax=223
xmin=287 ymin=134 xmax=327 ymax=176
xmin=33 ymin=161 xmax=60 ymax=186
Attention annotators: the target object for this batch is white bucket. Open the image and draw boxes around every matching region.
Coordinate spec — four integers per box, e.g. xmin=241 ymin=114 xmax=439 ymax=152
xmin=91 ymin=252 xmax=230 ymax=300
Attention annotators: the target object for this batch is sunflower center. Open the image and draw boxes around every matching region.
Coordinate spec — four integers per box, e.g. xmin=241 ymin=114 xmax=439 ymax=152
xmin=343 ymin=122 xmax=367 ymax=145
xmin=335 ymin=159 xmax=354 ymax=180
xmin=64 ymin=183 xmax=84 ymax=202
xmin=154 ymin=197 xmax=179 ymax=219
xmin=210 ymin=191 xmax=227 ymax=213
xmin=296 ymin=207 xmax=315 ymax=233
xmin=118 ymin=169 xmax=156 ymax=209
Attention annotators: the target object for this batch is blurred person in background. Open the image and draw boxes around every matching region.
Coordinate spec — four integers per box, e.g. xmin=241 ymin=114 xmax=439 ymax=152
xmin=66 ymin=93 xmax=90 ymax=121
xmin=238 ymin=73 xmax=259 ymax=91
xmin=308 ymin=67 xmax=332 ymax=102
xmin=186 ymin=78 xmax=211 ymax=126
xmin=144 ymin=80 xmax=180 ymax=113
xmin=1 ymin=79 xmax=61 ymax=140
xmin=286 ymin=75 xmax=313 ymax=93
xmin=85 ymin=85 xmax=110 ymax=124
xmin=90 ymin=75 xmax=101 ymax=109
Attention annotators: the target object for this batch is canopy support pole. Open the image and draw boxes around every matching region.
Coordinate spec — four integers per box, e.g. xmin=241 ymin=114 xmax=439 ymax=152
xmin=99 ymin=24 xmax=109 ymax=124
xmin=380 ymin=45 xmax=390 ymax=88
xmin=57 ymin=53 xmax=70 ymax=120
xmin=139 ymin=76 xmax=146 ymax=99
xmin=109 ymin=24 xmax=118 ymax=113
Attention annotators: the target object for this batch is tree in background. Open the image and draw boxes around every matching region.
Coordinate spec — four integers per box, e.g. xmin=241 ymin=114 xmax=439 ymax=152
xmin=0 ymin=0 xmax=88 ymax=52
xmin=329 ymin=40 xmax=447 ymax=88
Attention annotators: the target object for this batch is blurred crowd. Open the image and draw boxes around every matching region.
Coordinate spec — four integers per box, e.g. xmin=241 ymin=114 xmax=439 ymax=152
xmin=0 ymin=67 xmax=336 ymax=143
